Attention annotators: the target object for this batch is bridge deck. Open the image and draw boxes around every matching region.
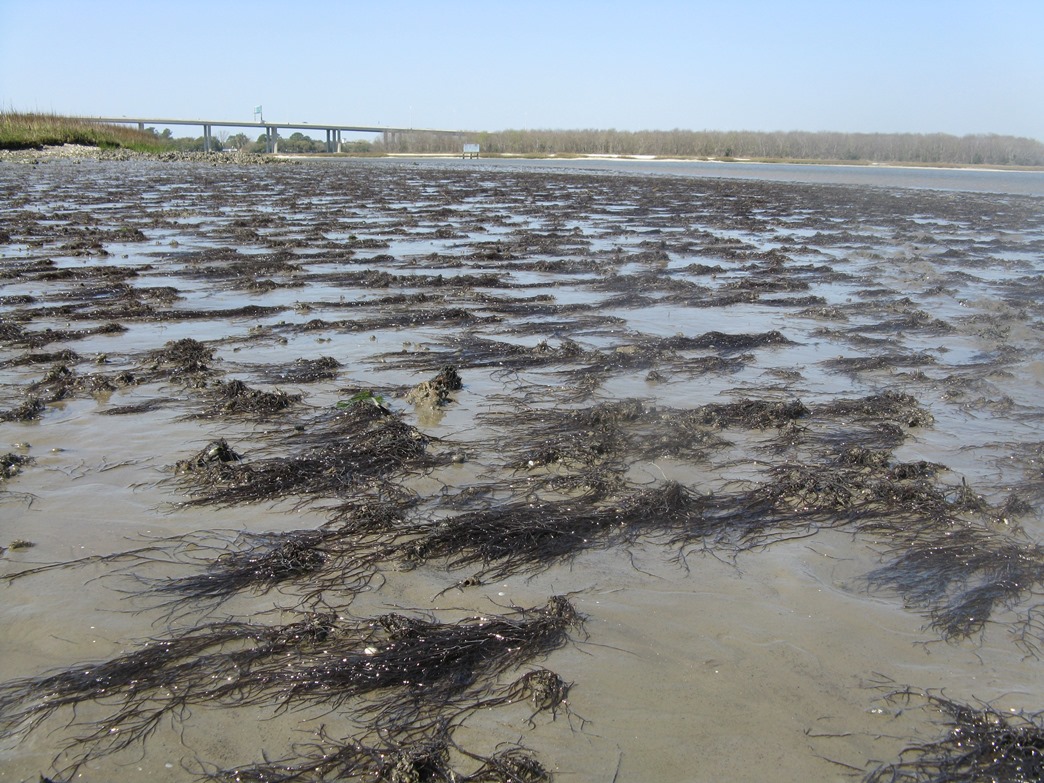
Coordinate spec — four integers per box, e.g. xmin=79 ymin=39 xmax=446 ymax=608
xmin=68 ymin=116 xmax=466 ymax=153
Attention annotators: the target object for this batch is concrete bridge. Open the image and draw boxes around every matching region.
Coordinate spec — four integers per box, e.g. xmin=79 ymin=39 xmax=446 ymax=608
xmin=69 ymin=116 xmax=467 ymax=153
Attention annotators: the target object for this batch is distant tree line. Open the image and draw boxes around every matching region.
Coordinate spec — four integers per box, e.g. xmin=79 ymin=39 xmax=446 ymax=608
xmin=144 ymin=125 xmax=1043 ymax=166
xmin=380 ymin=128 xmax=1044 ymax=166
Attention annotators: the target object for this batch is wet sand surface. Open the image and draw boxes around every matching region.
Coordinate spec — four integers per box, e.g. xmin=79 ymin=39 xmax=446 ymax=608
xmin=1 ymin=157 xmax=1042 ymax=782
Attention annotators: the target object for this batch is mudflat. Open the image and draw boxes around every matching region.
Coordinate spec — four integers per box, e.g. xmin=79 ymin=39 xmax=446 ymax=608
xmin=1 ymin=155 xmax=1042 ymax=782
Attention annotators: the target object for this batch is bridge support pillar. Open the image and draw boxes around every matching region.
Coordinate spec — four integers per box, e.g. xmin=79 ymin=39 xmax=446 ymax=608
xmin=203 ymin=124 xmax=212 ymax=153
xmin=265 ymin=126 xmax=279 ymax=154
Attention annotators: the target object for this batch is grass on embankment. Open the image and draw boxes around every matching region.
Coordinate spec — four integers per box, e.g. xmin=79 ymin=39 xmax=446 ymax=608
xmin=0 ymin=112 xmax=171 ymax=152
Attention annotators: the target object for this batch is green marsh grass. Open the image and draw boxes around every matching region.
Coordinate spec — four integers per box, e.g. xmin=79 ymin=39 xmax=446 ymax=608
xmin=0 ymin=111 xmax=171 ymax=152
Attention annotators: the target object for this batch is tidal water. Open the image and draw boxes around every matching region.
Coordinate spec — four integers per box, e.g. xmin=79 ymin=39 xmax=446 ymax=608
xmin=387 ymin=155 xmax=1044 ymax=195
xmin=0 ymin=156 xmax=1042 ymax=782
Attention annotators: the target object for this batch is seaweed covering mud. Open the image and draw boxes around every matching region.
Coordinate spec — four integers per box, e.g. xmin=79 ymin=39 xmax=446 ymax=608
xmin=0 ymin=155 xmax=1042 ymax=781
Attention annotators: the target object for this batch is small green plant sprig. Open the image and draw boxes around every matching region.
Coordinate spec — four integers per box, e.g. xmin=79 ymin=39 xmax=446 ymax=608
xmin=336 ymin=391 xmax=389 ymax=411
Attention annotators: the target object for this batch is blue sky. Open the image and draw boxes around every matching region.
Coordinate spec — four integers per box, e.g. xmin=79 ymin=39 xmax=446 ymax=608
xmin=1 ymin=0 xmax=1041 ymax=141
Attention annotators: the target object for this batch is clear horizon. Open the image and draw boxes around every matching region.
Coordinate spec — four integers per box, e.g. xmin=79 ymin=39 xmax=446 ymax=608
xmin=1 ymin=0 xmax=1042 ymax=143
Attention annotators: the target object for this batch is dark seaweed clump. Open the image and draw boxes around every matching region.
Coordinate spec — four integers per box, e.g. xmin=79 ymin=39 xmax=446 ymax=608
xmin=260 ymin=355 xmax=341 ymax=384
xmin=130 ymin=524 xmax=382 ymax=618
xmin=1 ymin=452 xmax=33 ymax=480
xmin=0 ymin=396 xmax=45 ymax=422
xmin=0 ymin=597 xmax=581 ymax=772
xmin=400 ymin=481 xmax=696 ymax=589
xmin=177 ymin=401 xmax=437 ymax=507
xmin=197 ymin=378 xmax=301 ymax=417
xmin=865 ymin=529 xmax=1044 ymax=647
xmin=141 ymin=337 xmax=218 ymax=384
xmin=201 ymin=725 xmax=551 ymax=783
xmin=865 ymin=690 xmax=1044 ymax=783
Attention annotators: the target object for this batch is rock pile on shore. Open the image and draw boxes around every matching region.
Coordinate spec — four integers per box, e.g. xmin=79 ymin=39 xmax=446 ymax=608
xmin=0 ymin=143 xmax=294 ymax=165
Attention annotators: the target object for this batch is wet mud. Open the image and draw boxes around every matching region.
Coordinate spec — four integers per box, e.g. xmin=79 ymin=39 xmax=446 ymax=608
xmin=0 ymin=158 xmax=1043 ymax=781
